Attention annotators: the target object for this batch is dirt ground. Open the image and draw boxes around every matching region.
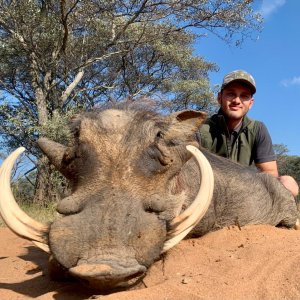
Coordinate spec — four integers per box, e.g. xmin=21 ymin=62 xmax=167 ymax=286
xmin=1 ymin=225 xmax=300 ymax=300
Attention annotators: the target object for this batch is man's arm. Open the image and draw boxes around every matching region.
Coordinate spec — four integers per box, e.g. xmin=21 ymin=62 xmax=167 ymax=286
xmin=255 ymin=161 xmax=279 ymax=177
xmin=256 ymin=161 xmax=299 ymax=197
xmin=254 ymin=124 xmax=299 ymax=197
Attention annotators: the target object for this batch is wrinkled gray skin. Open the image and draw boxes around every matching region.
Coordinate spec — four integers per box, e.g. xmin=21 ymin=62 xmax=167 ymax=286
xmin=191 ymin=152 xmax=297 ymax=236
xmin=38 ymin=106 xmax=297 ymax=290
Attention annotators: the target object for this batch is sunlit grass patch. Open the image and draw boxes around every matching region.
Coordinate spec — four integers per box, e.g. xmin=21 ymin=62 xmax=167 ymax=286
xmin=0 ymin=202 xmax=57 ymax=227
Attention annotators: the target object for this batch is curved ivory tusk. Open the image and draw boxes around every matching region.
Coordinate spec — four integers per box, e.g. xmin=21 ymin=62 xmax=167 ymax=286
xmin=162 ymin=145 xmax=214 ymax=253
xmin=0 ymin=147 xmax=50 ymax=253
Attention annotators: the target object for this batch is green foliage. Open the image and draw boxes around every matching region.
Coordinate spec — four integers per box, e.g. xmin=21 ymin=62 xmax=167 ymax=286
xmin=278 ymin=155 xmax=300 ymax=183
xmin=38 ymin=109 xmax=77 ymax=144
xmin=273 ymin=143 xmax=289 ymax=157
xmin=274 ymin=144 xmax=300 ymax=181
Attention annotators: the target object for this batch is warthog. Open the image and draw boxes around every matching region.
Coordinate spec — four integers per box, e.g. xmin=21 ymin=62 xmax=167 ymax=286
xmin=0 ymin=105 xmax=298 ymax=291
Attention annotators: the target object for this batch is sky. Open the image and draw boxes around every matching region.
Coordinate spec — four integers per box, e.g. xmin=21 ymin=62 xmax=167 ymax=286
xmin=197 ymin=0 xmax=300 ymax=156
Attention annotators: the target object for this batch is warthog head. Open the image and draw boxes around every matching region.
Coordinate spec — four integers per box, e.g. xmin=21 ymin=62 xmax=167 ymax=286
xmin=0 ymin=106 xmax=214 ymax=290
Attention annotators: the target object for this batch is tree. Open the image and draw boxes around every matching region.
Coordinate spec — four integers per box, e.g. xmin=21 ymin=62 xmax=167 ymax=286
xmin=0 ymin=0 xmax=262 ymax=204
xmin=273 ymin=143 xmax=289 ymax=167
xmin=274 ymin=144 xmax=300 ymax=181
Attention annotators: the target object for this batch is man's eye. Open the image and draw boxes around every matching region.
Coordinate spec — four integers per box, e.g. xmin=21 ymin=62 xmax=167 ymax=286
xmin=240 ymin=94 xmax=251 ymax=101
xmin=225 ymin=93 xmax=235 ymax=99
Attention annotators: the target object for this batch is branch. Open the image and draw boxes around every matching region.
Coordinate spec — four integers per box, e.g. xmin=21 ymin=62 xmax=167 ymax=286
xmin=78 ymin=50 xmax=128 ymax=70
xmin=60 ymin=69 xmax=84 ymax=105
xmin=0 ymin=79 xmax=36 ymax=118
xmin=0 ymin=17 xmax=29 ymax=51
xmin=108 ymin=0 xmax=149 ymax=47
xmin=59 ymin=0 xmax=68 ymax=54
xmin=59 ymin=49 xmax=128 ymax=105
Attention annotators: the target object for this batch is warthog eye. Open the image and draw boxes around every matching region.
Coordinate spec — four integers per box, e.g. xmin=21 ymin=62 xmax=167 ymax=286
xmin=143 ymin=200 xmax=165 ymax=215
xmin=145 ymin=207 xmax=161 ymax=215
xmin=156 ymin=131 xmax=164 ymax=138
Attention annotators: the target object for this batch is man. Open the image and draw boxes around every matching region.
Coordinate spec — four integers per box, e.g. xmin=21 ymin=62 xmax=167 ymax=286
xmin=199 ymin=70 xmax=299 ymax=197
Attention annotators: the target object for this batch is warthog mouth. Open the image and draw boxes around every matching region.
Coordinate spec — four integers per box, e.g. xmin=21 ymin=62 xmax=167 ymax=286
xmin=69 ymin=258 xmax=147 ymax=289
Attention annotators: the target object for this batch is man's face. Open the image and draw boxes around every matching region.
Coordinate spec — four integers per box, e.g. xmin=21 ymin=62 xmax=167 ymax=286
xmin=218 ymin=81 xmax=254 ymax=121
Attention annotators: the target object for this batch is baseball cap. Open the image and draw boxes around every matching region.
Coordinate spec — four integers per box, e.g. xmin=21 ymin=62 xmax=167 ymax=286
xmin=221 ymin=70 xmax=256 ymax=94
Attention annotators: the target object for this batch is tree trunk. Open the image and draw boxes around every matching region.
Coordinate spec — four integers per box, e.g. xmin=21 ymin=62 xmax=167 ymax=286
xmin=33 ymin=155 xmax=63 ymax=205
xmin=33 ymin=154 xmax=69 ymax=206
xmin=33 ymin=156 xmax=51 ymax=205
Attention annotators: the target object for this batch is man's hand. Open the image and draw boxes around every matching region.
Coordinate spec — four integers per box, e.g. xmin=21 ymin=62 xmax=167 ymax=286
xmin=256 ymin=161 xmax=299 ymax=197
xmin=278 ymin=175 xmax=299 ymax=197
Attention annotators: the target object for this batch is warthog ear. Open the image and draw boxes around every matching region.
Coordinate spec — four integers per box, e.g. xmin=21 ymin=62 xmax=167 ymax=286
xmin=165 ymin=110 xmax=207 ymax=140
xmin=174 ymin=110 xmax=207 ymax=123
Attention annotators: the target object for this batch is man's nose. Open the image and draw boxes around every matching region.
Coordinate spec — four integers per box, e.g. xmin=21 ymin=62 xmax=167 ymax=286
xmin=231 ymin=96 xmax=242 ymax=102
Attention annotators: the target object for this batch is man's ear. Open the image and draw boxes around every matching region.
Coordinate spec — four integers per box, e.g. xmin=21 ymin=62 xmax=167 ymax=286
xmin=217 ymin=92 xmax=222 ymax=105
xmin=249 ymin=98 xmax=254 ymax=109
xmin=165 ymin=110 xmax=207 ymax=139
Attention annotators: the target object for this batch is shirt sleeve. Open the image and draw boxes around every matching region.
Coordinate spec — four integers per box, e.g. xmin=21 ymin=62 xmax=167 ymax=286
xmin=253 ymin=122 xmax=277 ymax=164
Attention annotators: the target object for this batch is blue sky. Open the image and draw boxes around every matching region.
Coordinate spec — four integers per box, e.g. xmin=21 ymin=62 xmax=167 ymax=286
xmin=197 ymin=0 xmax=300 ymax=156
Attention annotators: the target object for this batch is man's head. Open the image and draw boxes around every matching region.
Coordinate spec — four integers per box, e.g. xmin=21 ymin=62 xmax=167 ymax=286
xmin=218 ymin=70 xmax=255 ymax=124
xmin=221 ymin=70 xmax=256 ymax=94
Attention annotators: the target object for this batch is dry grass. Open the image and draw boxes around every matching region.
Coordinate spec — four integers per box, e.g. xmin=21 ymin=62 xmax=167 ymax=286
xmin=0 ymin=202 xmax=57 ymax=227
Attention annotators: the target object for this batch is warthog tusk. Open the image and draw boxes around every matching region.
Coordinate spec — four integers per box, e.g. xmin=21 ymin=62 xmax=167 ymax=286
xmin=0 ymin=147 xmax=50 ymax=253
xmin=162 ymin=145 xmax=214 ymax=252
